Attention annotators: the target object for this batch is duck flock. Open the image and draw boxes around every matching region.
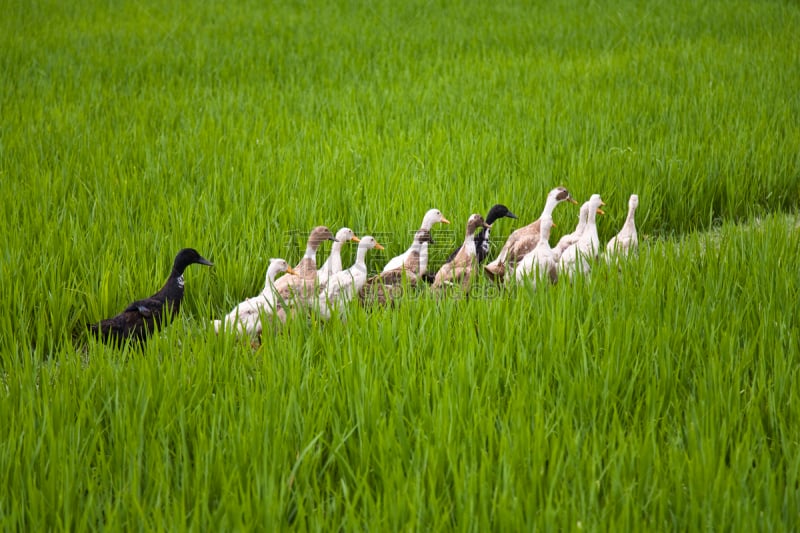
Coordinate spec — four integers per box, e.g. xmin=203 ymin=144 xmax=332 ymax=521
xmin=88 ymin=187 xmax=639 ymax=347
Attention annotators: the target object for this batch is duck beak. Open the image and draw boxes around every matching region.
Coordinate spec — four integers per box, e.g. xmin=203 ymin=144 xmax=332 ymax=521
xmin=483 ymin=221 xmax=492 ymax=229
xmin=198 ymin=257 xmax=214 ymax=267
xmin=596 ymin=208 xmax=606 ymax=215
xmin=286 ymin=266 xmax=297 ymax=275
xmin=351 ymin=236 xmax=361 ymax=243
xmin=552 ymin=222 xmax=557 ymax=228
xmin=506 ymin=211 xmax=518 ymax=219
xmin=440 ymin=216 xmax=451 ymax=225
xmin=374 ymin=242 xmax=385 ymax=251
xmin=568 ymin=197 xmax=579 ymax=205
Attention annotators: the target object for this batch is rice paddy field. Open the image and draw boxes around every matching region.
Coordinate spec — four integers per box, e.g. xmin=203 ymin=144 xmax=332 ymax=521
xmin=2 ymin=0 xmax=800 ymax=529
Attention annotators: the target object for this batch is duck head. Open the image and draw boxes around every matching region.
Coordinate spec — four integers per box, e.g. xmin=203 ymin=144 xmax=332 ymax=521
xmin=421 ymin=209 xmax=451 ymax=228
xmin=307 ymin=226 xmax=335 ymax=250
xmin=588 ymin=194 xmax=606 ymax=215
xmin=466 ymin=214 xmax=491 ymax=236
xmin=268 ymin=258 xmax=296 ymax=277
xmin=485 ymin=204 xmax=518 ymax=224
xmin=551 ymin=186 xmax=579 ymax=206
xmin=628 ymin=194 xmax=639 ymax=212
xmin=539 ymin=217 xmax=556 ymax=242
xmin=172 ymin=248 xmax=213 ymax=275
xmin=334 ymin=227 xmax=360 ymax=244
xmin=358 ymin=236 xmax=385 ymax=251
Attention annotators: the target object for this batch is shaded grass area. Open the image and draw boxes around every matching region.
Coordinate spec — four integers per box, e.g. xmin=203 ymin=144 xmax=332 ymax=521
xmin=1 ymin=0 xmax=800 ymax=529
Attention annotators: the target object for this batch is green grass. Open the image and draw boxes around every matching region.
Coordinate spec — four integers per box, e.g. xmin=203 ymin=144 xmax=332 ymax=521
xmin=2 ymin=0 xmax=800 ymax=529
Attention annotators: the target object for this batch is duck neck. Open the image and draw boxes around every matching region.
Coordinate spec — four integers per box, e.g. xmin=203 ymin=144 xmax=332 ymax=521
xmin=583 ymin=210 xmax=599 ymax=243
xmin=166 ymin=265 xmax=188 ymax=296
xmin=169 ymin=254 xmax=192 ymax=280
xmin=625 ymin=205 xmax=637 ymax=227
xmin=540 ymin=196 xmax=560 ymax=219
xmin=354 ymin=246 xmax=369 ymax=268
xmin=169 ymin=267 xmax=184 ymax=281
xmin=303 ymin=244 xmax=317 ymax=261
xmin=419 ymin=242 xmax=430 ymax=275
xmin=463 ymin=229 xmax=477 ymax=256
xmin=157 ymin=272 xmax=185 ymax=302
xmin=475 ymin=225 xmax=490 ymax=245
xmin=266 ymin=264 xmax=282 ymax=285
xmin=326 ymin=243 xmax=343 ymax=271
xmin=539 ymin=219 xmax=552 ymax=245
xmin=575 ymin=217 xmax=587 ymax=235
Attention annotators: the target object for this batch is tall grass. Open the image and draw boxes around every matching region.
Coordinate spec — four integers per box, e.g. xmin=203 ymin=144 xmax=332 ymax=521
xmin=1 ymin=0 xmax=799 ymax=529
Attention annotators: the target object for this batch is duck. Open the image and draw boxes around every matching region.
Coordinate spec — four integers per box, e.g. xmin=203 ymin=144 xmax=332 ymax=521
xmin=559 ymin=194 xmax=606 ymax=278
xmin=551 ymin=200 xmax=589 ymax=263
xmin=606 ymin=194 xmax=639 ymax=260
xmin=432 ymin=214 xmax=491 ymax=291
xmin=424 ymin=204 xmax=517 ymax=283
xmin=88 ymin=248 xmax=213 ymax=346
xmin=213 ymin=258 xmax=295 ymax=336
xmin=360 ymin=229 xmax=432 ymax=307
xmin=317 ymin=227 xmax=360 ymax=287
xmin=382 ymin=208 xmax=450 ymax=272
xmin=484 ymin=187 xmax=577 ymax=281
xmin=515 ymin=216 xmax=558 ymax=286
xmin=272 ymin=225 xmax=334 ymax=304
xmin=319 ymin=236 xmax=384 ymax=319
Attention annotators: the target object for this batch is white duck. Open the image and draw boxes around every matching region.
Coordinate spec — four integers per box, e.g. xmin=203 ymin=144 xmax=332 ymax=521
xmin=485 ymin=186 xmax=577 ymax=281
xmin=432 ymin=214 xmax=490 ymax=291
xmin=317 ymin=227 xmax=360 ymax=287
xmin=559 ymin=194 xmax=606 ymax=278
xmin=606 ymin=194 xmax=639 ymax=260
xmin=515 ymin=217 xmax=557 ymax=286
xmin=551 ymin=201 xmax=589 ymax=263
xmin=213 ymin=258 xmax=295 ymax=335
xmin=319 ymin=236 xmax=384 ymax=319
xmin=383 ymin=208 xmax=450 ymax=272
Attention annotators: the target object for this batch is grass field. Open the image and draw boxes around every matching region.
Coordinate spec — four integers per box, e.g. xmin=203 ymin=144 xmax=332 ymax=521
xmin=2 ymin=0 xmax=800 ymax=529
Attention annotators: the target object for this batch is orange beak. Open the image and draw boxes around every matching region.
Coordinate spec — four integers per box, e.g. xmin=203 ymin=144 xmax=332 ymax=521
xmin=351 ymin=236 xmax=361 ymax=243
xmin=441 ymin=216 xmax=451 ymax=225
xmin=286 ymin=266 xmax=297 ymax=275
xmin=374 ymin=242 xmax=385 ymax=251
